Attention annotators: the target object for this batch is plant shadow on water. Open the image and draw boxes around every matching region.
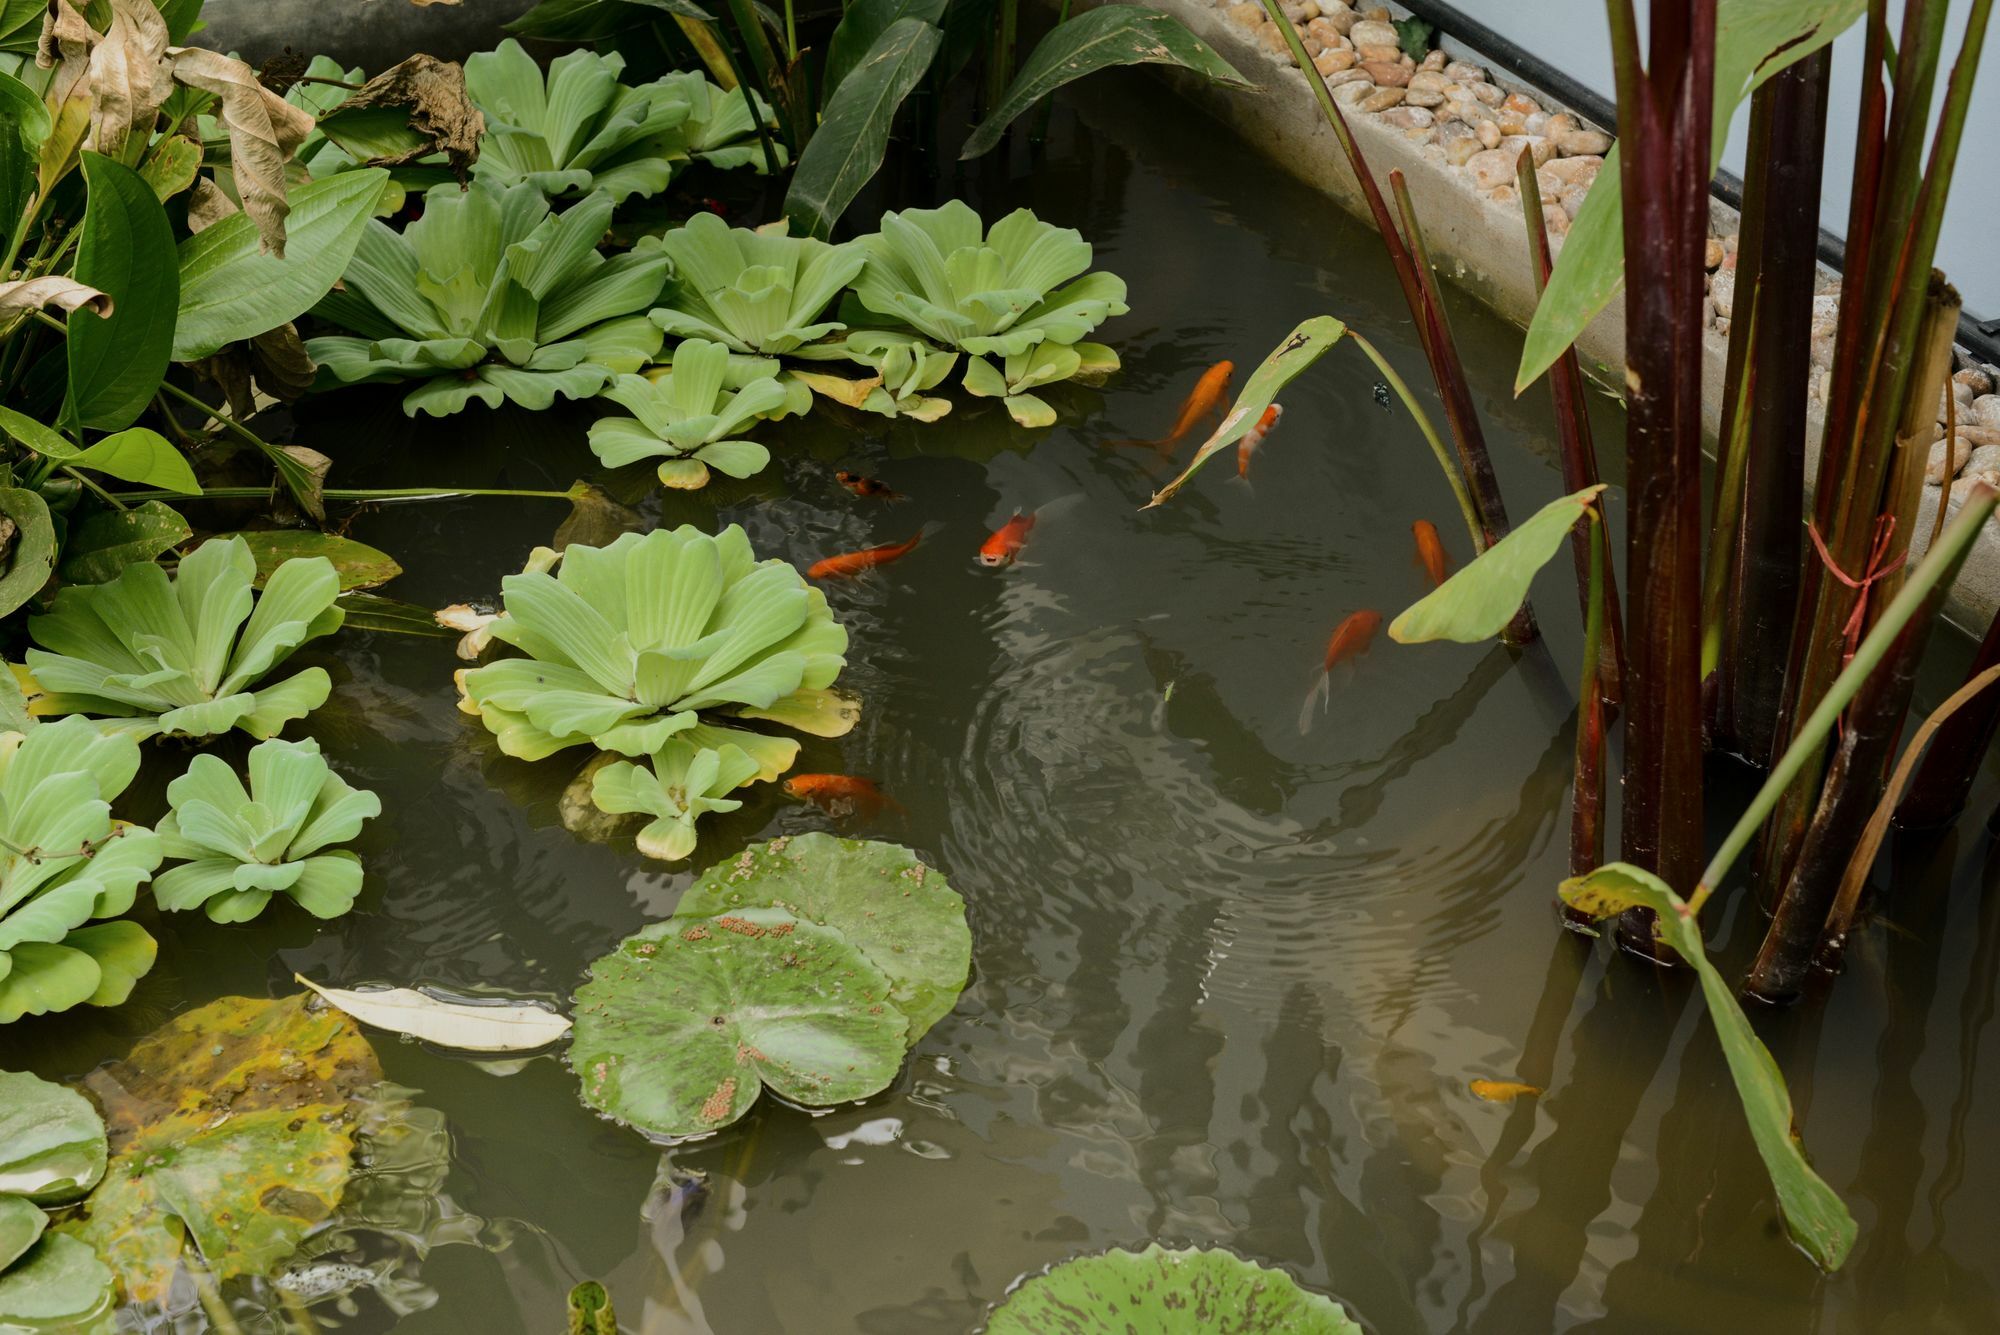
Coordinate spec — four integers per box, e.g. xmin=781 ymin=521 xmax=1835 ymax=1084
xmin=14 ymin=74 xmax=2000 ymax=1335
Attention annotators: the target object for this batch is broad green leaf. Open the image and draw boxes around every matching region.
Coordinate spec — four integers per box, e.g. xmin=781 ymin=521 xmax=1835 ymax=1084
xmin=0 ymin=405 xmax=73 ymax=460
xmin=137 ymin=134 xmax=202 ymax=202
xmin=570 ymin=907 xmax=910 ymax=1138
xmin=69 ymin=428 xmax=200 ymax=494
xmin=224 ymin=531 xmax=402 ymax=592
xmin=783 ymin=19 xmax=943 ymax=241
xmin=66 ymin=154 xmax=179 ymax=432
xmin=674 ymin=832 xmax=970 ymax=1034
xmin=0 ymin=1070 xmax=107 ymax=1204
xmin=174 ymin=169 xmax=391 ymax=361
xmin=823 ymin=0 xmax=948 ymax=96
xmin=0 ymin=1233 xmax=114 ymax=1330
xmin=1559 ymin=862 xmax=1856 ymax=1270
xmin=1390 ymin=485 xmax=1606 ymax=644
xmin=982 ymin=1244 xmax=1362 ymax=1333
xmin=1515 ymin=0 xmax=1866 ymax=392
xmin=1146 ymin=316 xmax=1346 ymax=507
xmin=64 ymin=994 xmax=380 ymax=1302
xmin=0 ymin=488 xmax=55 ymax=618
xmin=0 ymin=1196 xmax=44 ymax=1272
xmin=0 ymin=68 xmax=47 ymax=248
xmin=962 ymin=5 xmax=1251 ymax=159
xmin=58 ymin=501 xmax=191 ymax=584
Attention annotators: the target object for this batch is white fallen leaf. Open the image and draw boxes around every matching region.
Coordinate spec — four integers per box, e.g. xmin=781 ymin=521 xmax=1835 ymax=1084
xmin=296 ymin=973 xmax=572 ymax=1052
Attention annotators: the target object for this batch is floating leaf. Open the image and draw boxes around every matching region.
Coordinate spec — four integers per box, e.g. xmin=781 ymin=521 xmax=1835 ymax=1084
xmin=567 ymin=1279 xmax=618 ymax=1335
xmin=982 ymin=1244 xmax=1362 ymax=1333
xmin=297 ymin=974 xmax=572 ymax=1052
xmin=570 ymin=907 xmax=909 ymax=1139
xmin=57 ymin=501 xmax=190 ymax=584
xmin=675 ymin=833 xmax=968 ymax=1035
xmin=1389 ymin=485 xmax=1606 ymax=644
xmin=961 ymin=6 xmax=1249 ymax=159
xmin=1559 ymin=863 xmax=1856 ymax=1270
xmin=223 ymin=530 xmax=402 ymax=591
xmin=63 ymin=994 xmax=380 ymax=1302
xmin=1146 ymin=317 xmax=1345 ymax=507
xmin=0 ymin=1071 xmax=107 ymax=1204
xmin=0 ymin=1196 xmax=43 ymax=1272
xmin=0 ymin=1233 xmax=114 ymax=1331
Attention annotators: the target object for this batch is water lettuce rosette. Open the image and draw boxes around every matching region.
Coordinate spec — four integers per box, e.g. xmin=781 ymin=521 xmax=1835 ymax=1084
xmin=647 ymin=214 xmax=866 ymax=357
xmin=588 ymin=338 xmax=788 ymax=490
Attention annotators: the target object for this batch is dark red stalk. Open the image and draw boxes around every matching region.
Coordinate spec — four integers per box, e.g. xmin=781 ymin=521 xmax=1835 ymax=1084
xmin=1712 ymin=50 xmax=1833 ymax=765
xmin=1897 ymin=607 xmax=2000 ymax=828
xmin=1515 ymin=149 xmax=1623 ymax=706
xmin=1604 ymin=0 xmax=1715 ymax=952
xmin=1567 ymin=505 xmax=1610 ymax=928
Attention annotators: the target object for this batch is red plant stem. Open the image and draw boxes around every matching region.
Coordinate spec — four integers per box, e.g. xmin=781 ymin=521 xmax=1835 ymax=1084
xmin=1896 ymin=605 xmax=2000 ymax=829
xmin=1568 ymin=507 xmax=1610 ymax=925
xmin=1604 ymin=0 xmax=1715 ymax=953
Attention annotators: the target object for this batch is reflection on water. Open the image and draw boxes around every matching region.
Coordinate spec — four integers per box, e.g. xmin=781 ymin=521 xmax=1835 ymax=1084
xmin=14 ymin=71 xmax=2000 ymax=1335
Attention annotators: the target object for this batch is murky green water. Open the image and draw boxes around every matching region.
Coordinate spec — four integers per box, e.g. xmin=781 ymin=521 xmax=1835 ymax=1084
xmin=13 ymin=74 xmax=2000 ymax=1333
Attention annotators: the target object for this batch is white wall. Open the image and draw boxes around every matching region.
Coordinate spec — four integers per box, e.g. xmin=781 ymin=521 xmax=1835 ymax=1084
xmin=1444 ymin=0 xmax=2000 ymax=318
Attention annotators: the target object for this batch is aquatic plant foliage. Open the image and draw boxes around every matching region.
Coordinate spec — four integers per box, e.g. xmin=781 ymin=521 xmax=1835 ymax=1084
xmin=589 ymin=737 xmax=761 ymax=861
xmin=981 ymin=1245 xmax=1361 ymax=1333
xmin=26 ymin=535 xmax=343 ymax=740
xmin=648 ymin=213 xmax=866 ymax=356
xmin=154 ymin=738 xmax=382 ymax=923
xmin=589 ymin=339 xmax=787 ymax=489
xmin=790 ymin=328 xmax=959 ymax=420
xmin=570 ymin=835 xmax=968 ymax=1137
xmin=308 ymin=179 xmax=669 ymax=416
xmin=0 ymin=719 xmax=161 ymax=1025
xmin=0 ymin=1071 xmax=114 ymax=1327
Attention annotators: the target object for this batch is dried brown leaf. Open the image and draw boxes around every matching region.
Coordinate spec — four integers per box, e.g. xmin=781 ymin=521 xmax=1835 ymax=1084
xmin=184 ymin=175 xmax=239 ymax=231
xmin=167 ymin=47 xmax=315 ymax=257
xmin=36 ymin=0 xmax=93 ymax=69
xmin=0 ymin=276 xmax=113 ymax=323
xmin=87 ymin=0 xmax=173 ymax=156
xmin=323 ymin=55 xmax=482 ymax=176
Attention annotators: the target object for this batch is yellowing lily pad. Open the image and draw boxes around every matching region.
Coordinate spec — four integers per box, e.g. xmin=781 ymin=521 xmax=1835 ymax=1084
xmin=571 ymin=906 xmax=909 ymax=1140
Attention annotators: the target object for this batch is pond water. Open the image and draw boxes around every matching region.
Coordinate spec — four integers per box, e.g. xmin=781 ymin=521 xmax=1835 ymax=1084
xmin=14 ymin=71 xmax=2000 ymax=1335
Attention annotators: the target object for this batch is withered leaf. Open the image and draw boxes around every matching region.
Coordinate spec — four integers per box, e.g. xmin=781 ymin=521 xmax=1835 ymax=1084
xmin=318 ymin=55 xmax=482 ymax=177
xmin=168 ymin=47 xmax=315 ymax=256
xmin=0 ymin=276 xmax=113 ymax=326
xmin=86 ymin=0 xmax=173 ymax=157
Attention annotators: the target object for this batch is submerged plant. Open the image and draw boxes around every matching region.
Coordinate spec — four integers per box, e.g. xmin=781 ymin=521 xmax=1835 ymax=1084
xmin=26 ymin=537 xmax=343 ymax=741
xmin=648 ymin=214 xmax=865 ymax=356
xmin=456 ymin=525 xmax=852 ymax=775
xmin=589 ymin=738 xmax=759 ymax=860
xmin=308 ymin=180 xmax=669 ymax=416
xmin=154 ymin=739 xmax=382 ymax=923
xmin=0 ymin=719 xmax=162 ymax=1025
xmin=466 ymin=41 xmax=694 ymax=205
xmin=588 ymin=339 xmax=787 ymax=489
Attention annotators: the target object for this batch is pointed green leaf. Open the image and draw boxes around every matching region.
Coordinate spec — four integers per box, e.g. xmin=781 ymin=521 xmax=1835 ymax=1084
xmin=1390 ymin=485 xmax=1606 ymax=644
xmin=69 ymin=428 xmax=199 ymax=494
xmin=67 ymin=153 xmax=179 ymax=431
xmin=824 ymin=0 xmax=949 ymax=95
xmin=783 ymin=19 xmax=943 ymax=241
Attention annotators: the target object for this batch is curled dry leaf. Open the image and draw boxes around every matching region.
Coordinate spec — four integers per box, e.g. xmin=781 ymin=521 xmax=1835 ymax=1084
xmin=435 ymin=603 xmax=501 ymax=659
xmin=297 ymin=974 xmax=572 ymax=1052
xmin=322 ymin=55 xmax=483 ymax=177
xmin=35 ymin=0 xmax=93 ymax=72
xmin=0 ymin=277 xmax=113 ymax=328
xmin=86 ymin=0 xmax=173 ymax=157
xmin=184 ymin=176 xmax=239 ymax=232
xmin=168 ymin=47 xmax=316 ymax=257
xmin=192 ymin=323 xmax=316 ymax=419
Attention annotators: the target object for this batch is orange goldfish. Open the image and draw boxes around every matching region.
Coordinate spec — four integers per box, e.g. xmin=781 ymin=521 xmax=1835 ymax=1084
xmin=837 ymin=470 xmax=903 ymax=500
xmin=1236 ymin=403 xmax=1283 ymax=478
xmin=782 ymin=774 xmax=899 ymax=818
xmin=1114 ymin=359 xmax=1234 ymax=452
xmin=1413 ymin=520 xmax=1450 ymax=588
xmin=978 ymin=512 xmax=1037 ymax=568
xmin=1298 ymin=609 xmax=1382 ymax=734
xmin=1469 ymin=1079 xmax=1543 ymax=1104
xmin=808 ymin=532 xmax=923 ymax=580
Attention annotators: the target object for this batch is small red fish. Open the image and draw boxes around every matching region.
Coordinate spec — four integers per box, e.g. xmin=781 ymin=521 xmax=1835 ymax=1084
xmin=1115 ymin=359 xmax=1234 ymax=452
xmin=1237 ymin=403 xmax=1283 ymax=478
xmin=978 ymin=512 xmax=1037 ymax=568
xmin=1413 ymin=520 xmax=1450 ymax=588
xmin=1299 ymin=609 xmax=1382 ymax=733
xmin=837 ymin=470 xmax=903 ymax=501
xmin=808 ymin=532 xmax=922 ymax=580
xmin=782 ymin=773 xmax=898 ymax=818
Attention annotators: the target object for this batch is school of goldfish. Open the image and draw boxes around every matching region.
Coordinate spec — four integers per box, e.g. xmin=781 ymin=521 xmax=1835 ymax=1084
xmin=794 ymin=357 xmax=1460 ymax=815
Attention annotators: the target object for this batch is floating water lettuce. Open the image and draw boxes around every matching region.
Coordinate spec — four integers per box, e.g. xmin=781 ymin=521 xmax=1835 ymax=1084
xmin=648 ymin=214 xmax=866 ymax=356
xmin=982 ymin=1245 xmax=1362 ymax=1333
xmin=25 ymin=535 xmax=343 ymax=740
xmin=847 ymin=201 xmax=1127 ymax=425
xmin=62 ymin=994 xmax=381 ymax=1304
xmin=308 ymin=180 xmax=669 ymax=416
xmin=455 ymin=525 xmax=851 ymax=771
xmin=0 ymin=1072 xmax=114 ymax=1329
xmin=0 ymin=719 xmax=162 ymax=1025
xmin=154 ymin=739 xmax=382 ymax=923
xmin=569 ymin=835 xmax=968 ymax=1138
xmin=653 ymin=71 xmax=785 ymax=174
xmin=589 ymin=738 xmax=760 ymax=861
xmin=790 ymin=330 xmax=959 ymax=421
xmin=467 ymin=41 xmax=694 ymax=205
xmin=588 ymin=339 xmax=787 ymax=489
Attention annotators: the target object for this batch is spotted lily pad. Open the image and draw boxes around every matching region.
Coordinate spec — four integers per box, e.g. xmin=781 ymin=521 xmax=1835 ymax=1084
xmin=982 ymin=1245 xmax=1362 ymax=1333
xmin=571 ymin=906 xmax=909 ymax=1139
xmin=0 ymin=1070 xmax=107 ymax=1205
xmin=61 ymin=995 xmax=381 ymax=1304
xmin=674 ymin=833 xmax=970 ymax=1036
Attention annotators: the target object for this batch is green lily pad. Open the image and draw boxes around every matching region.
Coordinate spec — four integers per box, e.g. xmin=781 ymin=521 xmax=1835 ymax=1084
xmin=675 ymin=833 xmax=970 ymax=1036
xmin=982 ymin=1245 xmax=1362 ymax=1334
xmin=571 ymin=907 xmax=910 ymax=1140
xmin=0 ymin=1233 xmax=115 ymax=1331
xmin=61 ymin=995 xmax=381 ymax=1303
xmin=0 ymin=1196 xmax=46 ymax=1272
xmin=0 ymin=1071 xmax=108 ymax=1205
